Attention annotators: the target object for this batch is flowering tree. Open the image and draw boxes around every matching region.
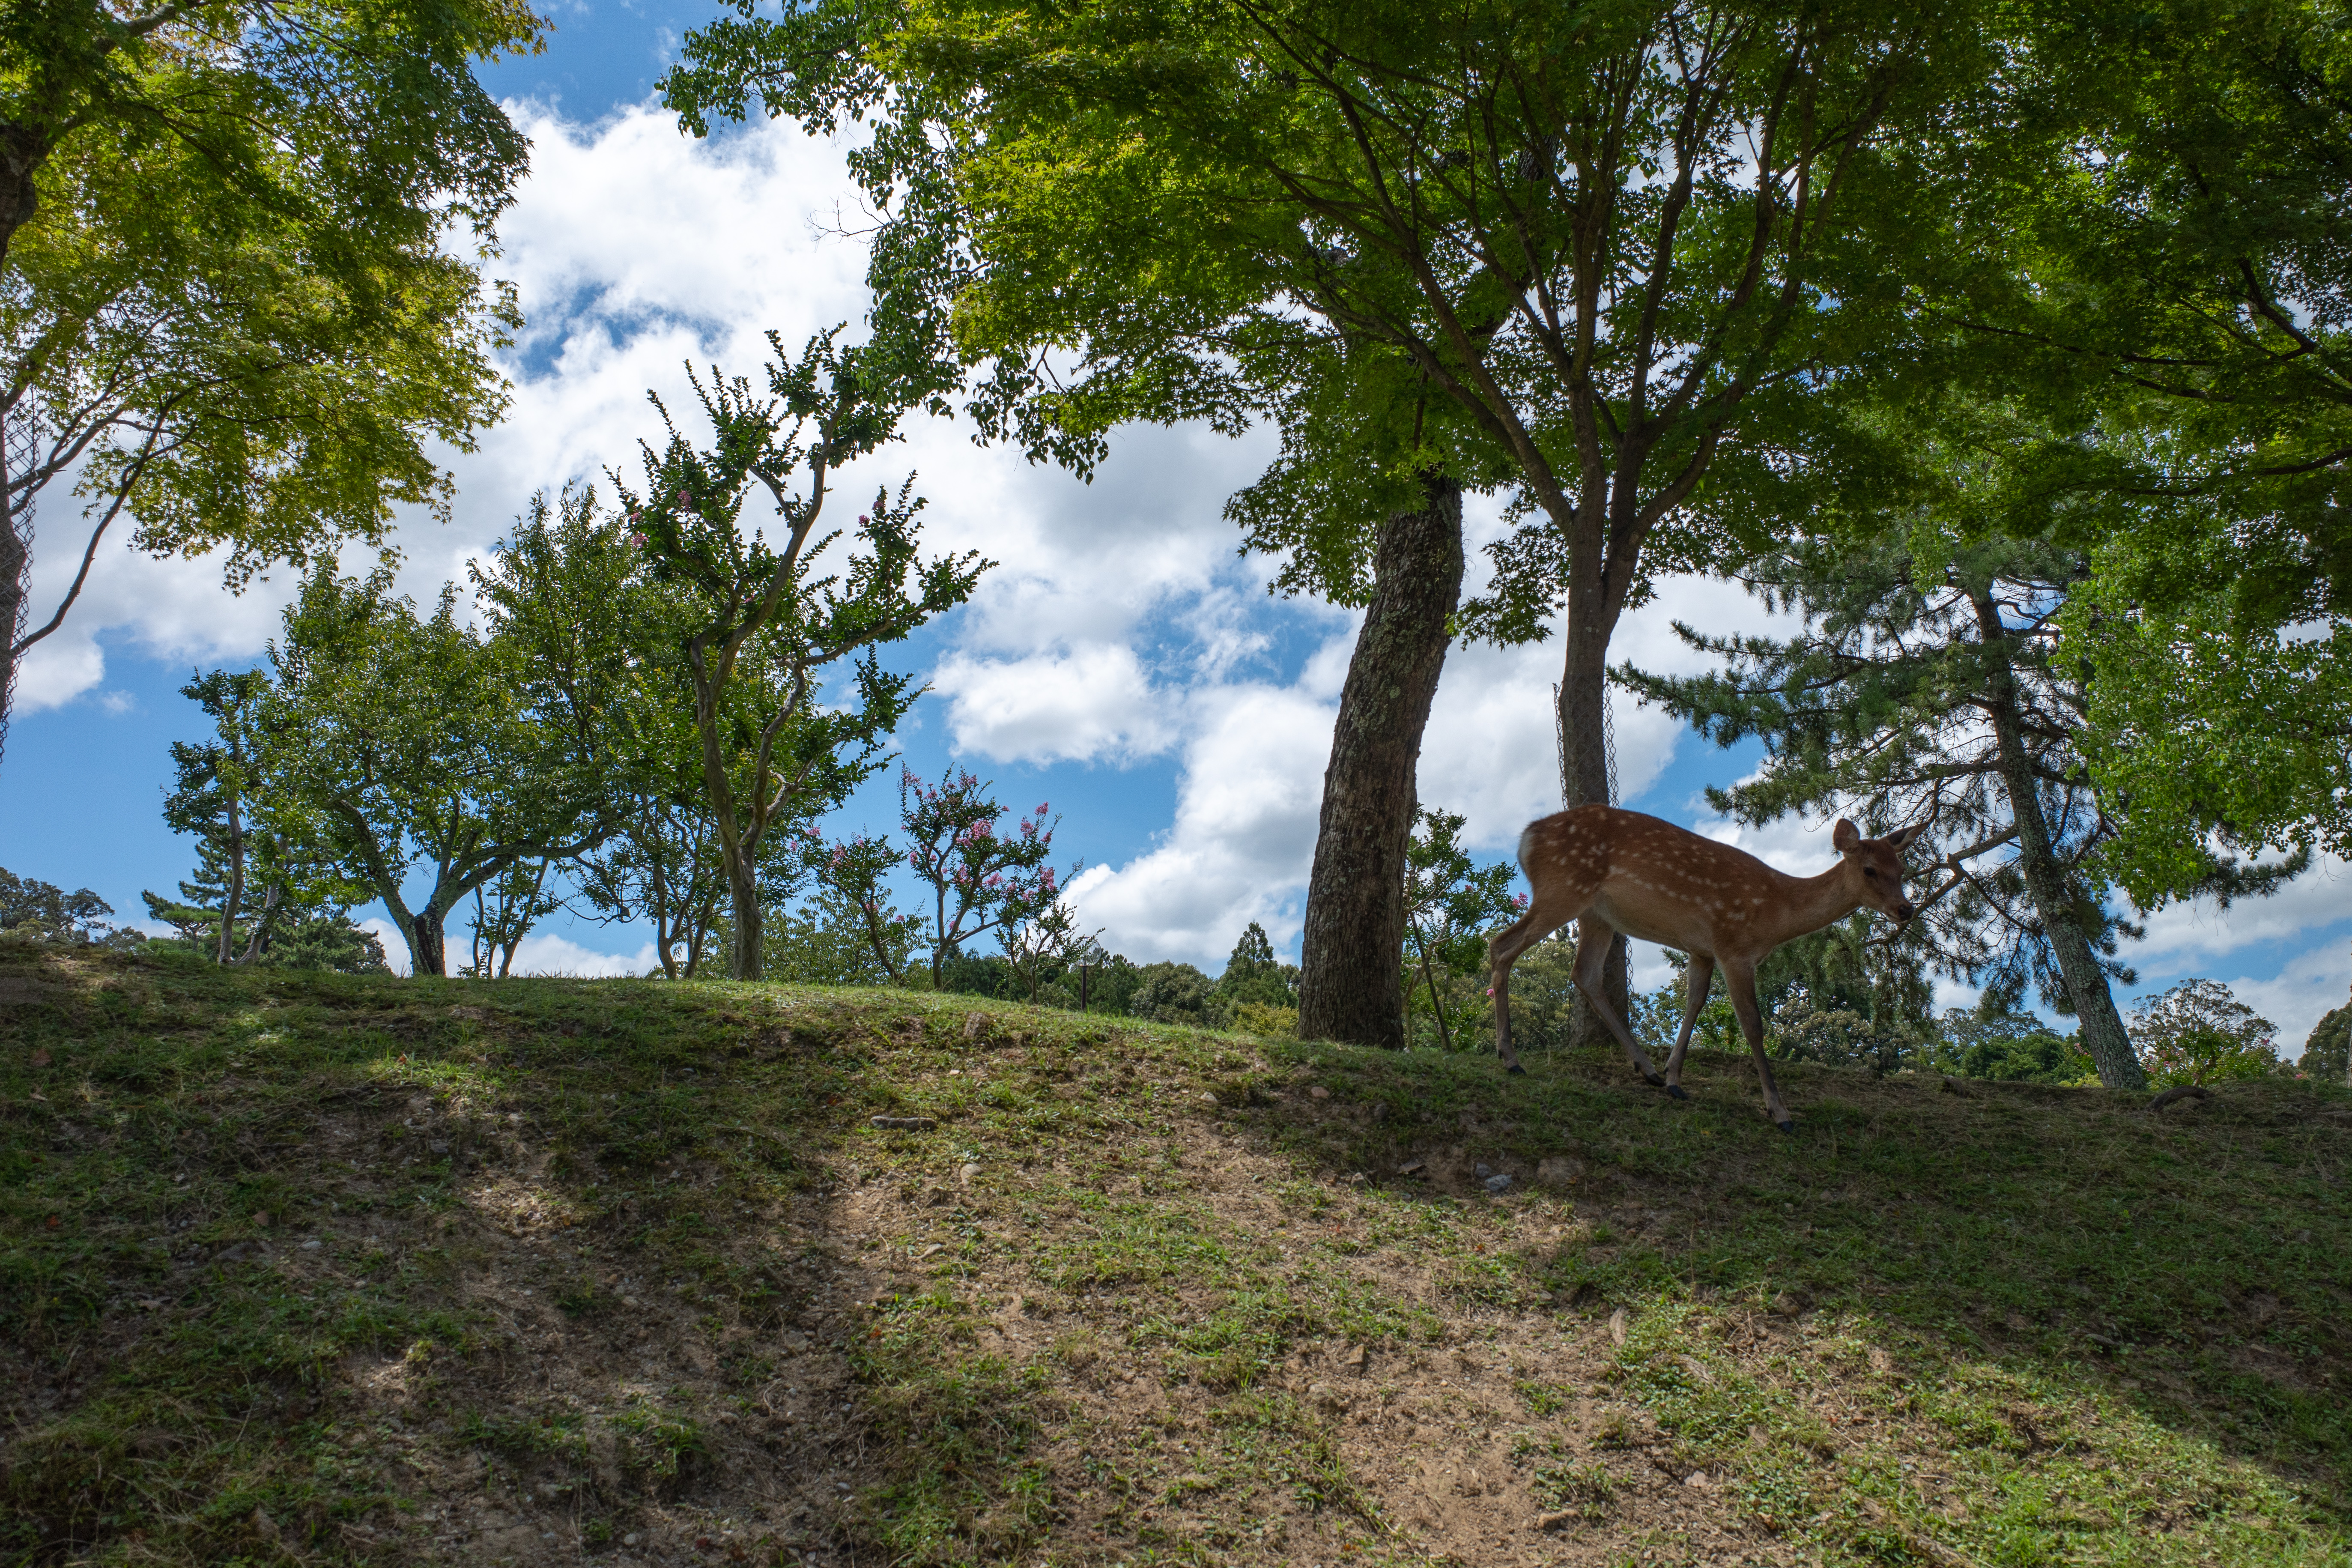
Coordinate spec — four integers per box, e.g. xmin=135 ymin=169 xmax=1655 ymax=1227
xmin=900 ymin=765 xmax=1070 ymax=986
xmin=811 ymin=830 xmax=927 ymax=986
xmin=616 ymin=330 xmax=988 ymax=980
xmin=1404 ymin=808 xmax=1524 ymax=1051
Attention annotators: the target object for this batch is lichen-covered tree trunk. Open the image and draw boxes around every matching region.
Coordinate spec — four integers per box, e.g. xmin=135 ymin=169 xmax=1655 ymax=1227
xmin=1298 ymin=477 xmax=1463 ymax=1047
xmin=1973 ymin=588 xmax=2145 ymax=1090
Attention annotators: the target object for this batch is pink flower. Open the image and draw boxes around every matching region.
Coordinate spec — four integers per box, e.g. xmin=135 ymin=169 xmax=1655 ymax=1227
xmin=629 ymin=532 xmax=648 ymax=549
xmin=859 ymin=514 xmax=870 ymax=524
xmin=1036 ymin=802 xmax=1049 ymax=815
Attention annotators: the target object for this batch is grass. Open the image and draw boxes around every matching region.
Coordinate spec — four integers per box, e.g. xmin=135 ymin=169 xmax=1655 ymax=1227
xmin=2 ymin=939 xmax=2349 ymax=1566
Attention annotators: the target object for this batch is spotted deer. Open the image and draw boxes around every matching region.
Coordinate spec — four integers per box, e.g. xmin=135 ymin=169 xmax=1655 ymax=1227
xmin=1487 ymin=806 xmax=1926 ymax=1130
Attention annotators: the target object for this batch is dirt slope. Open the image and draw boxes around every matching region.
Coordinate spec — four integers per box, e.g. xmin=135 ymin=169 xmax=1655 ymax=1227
xmin=3 ymin=943 xmax=2349 ymax=1566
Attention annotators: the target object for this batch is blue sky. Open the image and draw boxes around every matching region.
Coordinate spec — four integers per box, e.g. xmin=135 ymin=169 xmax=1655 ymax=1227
xmin=3 ymin=1 xmax=2346 ymax=1051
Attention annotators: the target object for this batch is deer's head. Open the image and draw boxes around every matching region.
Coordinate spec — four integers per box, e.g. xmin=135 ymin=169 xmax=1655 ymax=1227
xmin=1833 ymin=818 xmax=1926 ymax=923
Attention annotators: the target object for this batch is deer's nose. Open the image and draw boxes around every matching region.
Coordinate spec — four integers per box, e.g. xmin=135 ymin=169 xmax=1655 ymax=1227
xmin=1894 ymin=901 xmax=1916 ymax=922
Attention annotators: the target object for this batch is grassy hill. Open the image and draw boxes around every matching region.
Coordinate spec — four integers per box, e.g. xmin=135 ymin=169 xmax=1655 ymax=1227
xmin=3 ymin=941 xmax=2349 ymax=1567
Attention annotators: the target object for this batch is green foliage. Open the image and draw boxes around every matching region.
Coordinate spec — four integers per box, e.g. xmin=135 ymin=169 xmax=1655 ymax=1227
xmin=764 ymin=887 xmax=923 ymax=987
xmin=1400 ymin=809 xmax=1520 ymax=1051
xmin=806 ymin=832 xmax=927 ymax=986
xmin=262 ymin=556 xmax=627 ymax=977
xmin=0 ymin=866 xmax=137 ymax=948
xmin=2304 ymin=1004 xmax=2352 ymax=1086
xmin=2130 ymin=979 xmax=2283 ymax=1090
xmin=1126 ymin=961 xmax=1220 ymax=1028
xmin=1928 ymin=1008 xmax=2094 ymax=1085
xmin=0 ymin=0 xmax=541 ymax=714
xmin=615 ymin=331 xmax=988 ymax=980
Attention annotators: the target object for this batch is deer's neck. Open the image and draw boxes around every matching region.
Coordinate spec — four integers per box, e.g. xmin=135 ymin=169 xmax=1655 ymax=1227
xmin=1764 ymin=864 xmax=1862 ymax=947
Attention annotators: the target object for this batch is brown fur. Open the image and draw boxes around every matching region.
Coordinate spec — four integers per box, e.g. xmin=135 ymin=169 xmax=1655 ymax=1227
xmin=1488 ymin=806 xmax=1925 ymax=1129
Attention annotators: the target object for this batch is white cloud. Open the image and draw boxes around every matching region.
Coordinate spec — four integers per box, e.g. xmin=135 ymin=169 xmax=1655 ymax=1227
xmin=504 ymin=932 xmax=661 ymax=979
xmin=2193 ymin=941 xmax=2350 ymax=1061
xmin=361 ymin=918 xmax=411 ymax=977
xmin=2131 ymin=854 xmax=2352 ymax=966
xmin=1066 ymin=682 xmax=1333 ymax=965
xmin=932 ymin=643 xmax=1177 ymax=766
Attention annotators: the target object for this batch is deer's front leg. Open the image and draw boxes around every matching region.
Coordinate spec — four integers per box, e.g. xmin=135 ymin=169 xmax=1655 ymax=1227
xmin=1663 ymin=953 xmax=1714 ymax=1093
xmin=1720 ymin=957 xmax=1794 ymax=1132
xmin=1572 ymin=916 xmax=1668 ymax=1088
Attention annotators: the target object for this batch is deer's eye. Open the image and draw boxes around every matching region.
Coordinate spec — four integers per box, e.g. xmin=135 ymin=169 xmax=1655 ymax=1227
xmin=1863 ymin=867 xmax=1878 ymax=878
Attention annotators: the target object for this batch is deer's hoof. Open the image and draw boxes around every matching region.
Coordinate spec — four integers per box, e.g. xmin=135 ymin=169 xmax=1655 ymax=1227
xmin=1507 ymin=1063 xmax=1527 ymax=1077
xmin=1642 ymin=1072 xmax=1666 ymax=1088
xmin=1775 ymin=1119 xmax=1797 ymax=1135
xmin=1666 ymin=1084 xmax=1688 ymax=1100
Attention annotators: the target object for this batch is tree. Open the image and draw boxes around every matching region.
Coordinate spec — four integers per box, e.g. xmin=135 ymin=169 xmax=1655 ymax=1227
xmin=616 ymin=332 xmax=987 ymax=980
xmin=0 ymin=865 xmax=138 ymax=947
xmin=663 ymin=0 xmax=1992 ymax=1045
xmin=1929 ymin=1008 xmax=2091 ymax=1085
xmin=809 ymin=830 xmax=925 ymax=986
xmin=1 ymin=0 xmax=541 ymax=758
xmin=1002 ymin=896 xmax=1105 ymax=1007
xmin=460 ymin=859 xmax=558 ymax=979
xmin=1619 ymin=512 xmax=2299 ymax=1091
xmin=141 ymin=666 xmax=358 ymax=965
xmin=2302 ymin=996 xmax=2351 ymax=1086
xmin=1909 ymin=0 xmax=2352 ymax=902
xmin=264 ymin=559 xmax=625 ymax=978
xmin=2129 ymin=979 xmax=2281 ymax=1089
xmin=898 ymin=765 xmax=1068 ymax=986
xmin=1401 ymin=809 xmax=1521 ymax=1051
xmin=577 ymin=796 xmax=729 ymax=980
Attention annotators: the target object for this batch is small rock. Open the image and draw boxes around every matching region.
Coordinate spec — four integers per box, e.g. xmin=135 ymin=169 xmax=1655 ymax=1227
xmin=252 ymin=1211 xmax=272 ymax=1228
xmin=1536 ymin=1509 xmax=1575 ymax=1531
xmin=870 ymin=1116 xmax=937 ymax=1131
xmin=429 ymin=1140 xmax=450 ymax=1154
xmin=1474 ymin=1162 xmax=1492 ymax=1179
xmin=299 ymin=1239 xmax=322 ymax=1251
xmin=622 ymin=1534 xmax=640 ymax=1547
xmin=1342 ymin=1343 xmax=1369 ymax=1373
xmin=1308 ymin=1086 xmax=1330 ymax=1100
xmin=957 ymin=1162 xmax=982 ymax=1186
xmin=1683 ymin=1470 xmax=1712 ymax=1489
xmin=1607 ymin=1308 xmax=1628 ymax=1346
xmin=1396 ymin=1159 xmax=1427 ymax=1176
xmin=1484 ymin=1173 xmax=1512 ymax=1193
xmin=962 ymin=1014 xmax=986 ymax=1041
xmin=916 ymin=1243 xmax=945 ymax=1259
xmin=1768 ymin=1290 xmax=1809 ymax=1317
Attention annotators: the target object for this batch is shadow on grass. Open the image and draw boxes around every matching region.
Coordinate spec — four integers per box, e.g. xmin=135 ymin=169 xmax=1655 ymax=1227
xmin=1258 ymin=1033 xmax=2352 ymax=1506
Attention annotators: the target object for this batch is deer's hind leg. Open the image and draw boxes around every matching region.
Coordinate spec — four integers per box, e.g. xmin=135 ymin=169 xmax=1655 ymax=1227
xmin=1572 ymin=915 xmax=1669 ymax=1088
xmin=1720 ymin=956 xmax=1794 ymax=1132
xmin=1488 ymin=884 xmax=1591 ymax=1075
xmin=1661 ymin=953 xmax=1714 ymax=1097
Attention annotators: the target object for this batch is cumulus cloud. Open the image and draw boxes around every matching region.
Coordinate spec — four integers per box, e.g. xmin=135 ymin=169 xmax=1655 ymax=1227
xmin=1066 ymin=682 xmax=1333 ymax=965
xmin=931 ymin=643 xmax=1179 ymax=766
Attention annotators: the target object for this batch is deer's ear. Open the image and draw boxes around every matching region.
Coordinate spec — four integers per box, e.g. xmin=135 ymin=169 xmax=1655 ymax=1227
xmin=1890 ymin=823 xmax=1928 ymax=854
xmin=1833 ymin=818 xmax=1861 ymax=853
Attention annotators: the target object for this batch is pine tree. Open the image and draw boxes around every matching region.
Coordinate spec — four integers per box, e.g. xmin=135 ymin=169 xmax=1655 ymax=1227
xmin=1619 ymin=531 xmax=2297 ymax=1091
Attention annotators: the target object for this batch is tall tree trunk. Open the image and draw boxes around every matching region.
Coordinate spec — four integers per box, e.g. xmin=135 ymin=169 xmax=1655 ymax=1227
xmin=1972 ymin=589 xmax=2145 ymax=1090
xmin=1555 ymin=583 xmax=1631 ymax=1043
xmin=409 ymin=906 xmax=448 ymax=978
xmin=728 ymin=866 xmax=762 ymax=982
xmin=0 ymin=412 xmax=26 ymax=771
xmin=1298 ymin=475 xmax=1463 ymax=1047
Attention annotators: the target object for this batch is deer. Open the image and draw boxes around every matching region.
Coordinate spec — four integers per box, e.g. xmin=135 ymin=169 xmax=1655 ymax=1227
xmin=1487 ymin=806 xmax=1926 ymax=1132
